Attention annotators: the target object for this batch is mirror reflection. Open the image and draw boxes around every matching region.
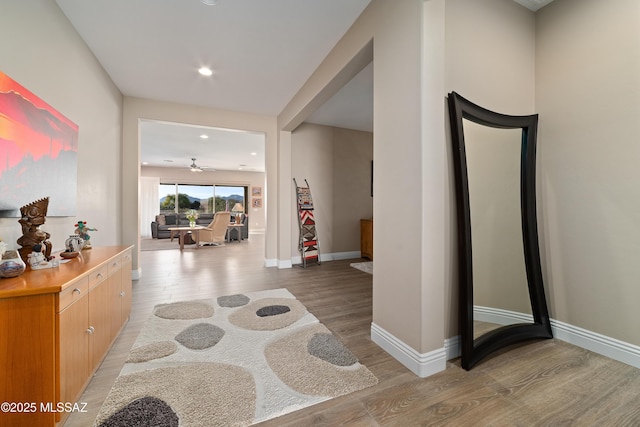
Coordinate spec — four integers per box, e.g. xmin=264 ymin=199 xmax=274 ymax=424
xmin=463 ymin=120 xmax=532 ymax=339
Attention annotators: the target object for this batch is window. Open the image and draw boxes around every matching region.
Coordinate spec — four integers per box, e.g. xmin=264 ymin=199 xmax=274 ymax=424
xmin=159 ymin=184 xmax=246 ymax=214
xmin=214 ymin=185 xmax=246 ymax=213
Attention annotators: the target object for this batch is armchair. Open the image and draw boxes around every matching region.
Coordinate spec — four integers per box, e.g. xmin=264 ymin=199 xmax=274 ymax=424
xmin=199 ymin=212 xmax=231 ymax=246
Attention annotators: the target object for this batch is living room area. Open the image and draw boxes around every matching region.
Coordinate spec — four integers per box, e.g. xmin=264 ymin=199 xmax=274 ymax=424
xmin=137 ymin=117 xmax=374 ymax=263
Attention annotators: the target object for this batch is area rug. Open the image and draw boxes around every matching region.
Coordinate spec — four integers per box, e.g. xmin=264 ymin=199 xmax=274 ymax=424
xmin=94 ymin=289 xmax=378 ymax=427
xmin=350 ymin=261 xmax=373 ymax=275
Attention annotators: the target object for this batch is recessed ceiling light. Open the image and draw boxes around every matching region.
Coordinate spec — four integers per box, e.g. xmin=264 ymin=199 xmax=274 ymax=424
xmin=200 ymin=134 xmax=209 ymax=139
xmin=200 ymin=0 xmax=217 ymax=5
xmin=142 ymin=161 xmax=149 ymax=165
xmin=250 ymin=152 xmax=257 ymax=156
xmin=198 ymin=67 xmax=213 ymax=76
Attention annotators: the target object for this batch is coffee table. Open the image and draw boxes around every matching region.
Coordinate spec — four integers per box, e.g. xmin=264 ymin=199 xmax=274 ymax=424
xmin=168 ymin=226 xmax=205 ymax=251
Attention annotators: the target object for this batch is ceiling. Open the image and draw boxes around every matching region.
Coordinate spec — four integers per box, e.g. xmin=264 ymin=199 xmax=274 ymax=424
xmin=55 ymin=0 xmax=551 ymax=172
xmin=55 ymin=0 xmax=373 ymax=172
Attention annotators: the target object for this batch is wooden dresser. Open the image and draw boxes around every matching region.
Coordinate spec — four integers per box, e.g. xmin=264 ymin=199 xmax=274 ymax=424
xmin=360 ymin=218 xmax=373 ymax=260
xmin=0 ymin=246 xmax=133 ymax=426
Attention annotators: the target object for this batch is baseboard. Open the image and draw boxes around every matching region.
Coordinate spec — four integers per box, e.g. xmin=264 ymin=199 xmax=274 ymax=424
xmin=131 ymin=268 xmax=141 ymax=281
xmin=278 ymin=259 xmax=293 ymax=269
xmin=444 ymin=335 xmax=460 ymax=360
xmin=551 ymin=319 xmax=640 ymax=369
xmin=264 ymin=258 xmax=278 ymax=268
xmin=291 ymin=251 xmax=361 ymax=266
xmin=371 ymin=322 xmax=446 ymax=378
xmin=473 ymin=306 xmax=640 ymax=369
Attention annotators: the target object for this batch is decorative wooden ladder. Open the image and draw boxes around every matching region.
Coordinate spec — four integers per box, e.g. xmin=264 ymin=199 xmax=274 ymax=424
xmin=294 ymin=178 xmax=320 ymax=268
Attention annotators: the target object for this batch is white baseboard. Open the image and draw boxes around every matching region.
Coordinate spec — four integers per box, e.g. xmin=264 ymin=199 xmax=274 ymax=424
xmin=264 ymin=258 xmax=278 ymax=268
xmin=445 ymin=335 xmax=461 ymax=360
xmin=291 ymin=250 xmax=361 ymax=266
xmin=551 ymin=319 xmax=640 ymax=369
xmin=473 ymin=306 xmax=640 ymax=369
xmin=278 ymin=259 xmax=293 ymax=269
xmin=132 ymin=268 xmax=141 ymax=281
xmin=371 ymin=322 xmax=446 ymax=378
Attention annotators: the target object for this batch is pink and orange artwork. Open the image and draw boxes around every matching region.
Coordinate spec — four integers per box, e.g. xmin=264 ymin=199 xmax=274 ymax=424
xmin=0 ymin=71 xmax=78 ymax=217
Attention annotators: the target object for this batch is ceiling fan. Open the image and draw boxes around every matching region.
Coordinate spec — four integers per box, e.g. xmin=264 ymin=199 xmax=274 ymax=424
xmin=189 ymin=158 xmax=204 ymax=172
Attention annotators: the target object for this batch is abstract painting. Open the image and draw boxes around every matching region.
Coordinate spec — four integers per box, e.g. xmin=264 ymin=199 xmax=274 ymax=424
xmin=0 ymin=71 xmax=78 ymax=217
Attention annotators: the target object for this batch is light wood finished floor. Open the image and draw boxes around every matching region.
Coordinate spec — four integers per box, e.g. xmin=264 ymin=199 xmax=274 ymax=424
xmin=66 ymin=233 xmax=640 ymax=426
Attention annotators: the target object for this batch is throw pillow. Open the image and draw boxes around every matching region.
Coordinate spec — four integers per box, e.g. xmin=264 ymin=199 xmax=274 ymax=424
xmin=156 ymin=214 xmax=166 ymax=226
xmin=165 ymin=215 xmax=177 ymax=225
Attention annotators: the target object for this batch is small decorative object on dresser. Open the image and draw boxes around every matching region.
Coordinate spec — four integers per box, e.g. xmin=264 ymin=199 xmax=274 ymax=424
xmin=65 ymin=234 xmax=85 ymax=252
xmin=74 ymin=220 xmax=97 ymax=249
xmin=27 ymin=244 xmax=55 ymax=270
xmin=0 ymin=250 xmax=26 ymax=278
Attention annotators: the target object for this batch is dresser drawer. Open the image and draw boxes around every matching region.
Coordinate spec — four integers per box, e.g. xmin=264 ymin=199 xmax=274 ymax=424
xmin=59 ymin=277 xmax=89 ymax=312
xmin=107 ymin=255 xmax=122 ymax=275
xmin=88 ymin=264 xmax=108 ymax=289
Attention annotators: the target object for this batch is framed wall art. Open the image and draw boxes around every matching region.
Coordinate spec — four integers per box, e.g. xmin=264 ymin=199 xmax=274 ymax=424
xmin=0 ymin=71 xmax=79 ymax=217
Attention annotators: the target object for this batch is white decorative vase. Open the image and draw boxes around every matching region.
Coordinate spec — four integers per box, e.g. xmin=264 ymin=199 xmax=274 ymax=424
xmin=65 ymin=234 xmax=85 ymax=252
xmin=0 ymin=250 xmax=27 ymax=278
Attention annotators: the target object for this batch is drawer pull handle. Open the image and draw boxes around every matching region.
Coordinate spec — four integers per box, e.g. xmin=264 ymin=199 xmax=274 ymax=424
xmin=97 ymin=273 xmax=104 ymax=279
xmin=120 ymin=291 xmax=125 ymax=297
xmin=86 ymin=326 xmax=95 ymax=334
xmin=72 ymin=288 xmax=81 ymax=295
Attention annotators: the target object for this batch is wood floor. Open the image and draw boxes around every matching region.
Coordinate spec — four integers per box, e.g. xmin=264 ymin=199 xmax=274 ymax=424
xmin=66 ymin=233 xmax=640 ymax=426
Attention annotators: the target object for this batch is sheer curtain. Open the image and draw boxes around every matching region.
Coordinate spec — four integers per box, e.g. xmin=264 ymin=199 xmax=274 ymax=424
xmin=140 ymin=177 xmax=160 ymax=238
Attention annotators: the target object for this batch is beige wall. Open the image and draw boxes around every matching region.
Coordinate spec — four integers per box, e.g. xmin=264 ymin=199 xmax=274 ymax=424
xmin=140 ymin=166 xmax=266 ymax=231
xmin=280 ymin=0 xmax=444 ymax=357
xmin=536 ymin=0 xmax=640 ymax=345
xmin=0 ymin=1 xmax=123 ymax=253
xmin=332 ymin=127 xmax=374 ymax=252
xmin=291 ymin=123 xmax=373 ymax=260
xmin=291 ymin=124 xmax=334 ymax=257
xmin=444 ymin=0 xmax=537 ymax=326
xmin=122 ymin=97 xmax=278 ymax=274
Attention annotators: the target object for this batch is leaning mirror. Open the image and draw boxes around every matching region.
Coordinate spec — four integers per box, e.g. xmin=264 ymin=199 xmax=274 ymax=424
xmin=447 ymin=91 xmax=552 ymax=370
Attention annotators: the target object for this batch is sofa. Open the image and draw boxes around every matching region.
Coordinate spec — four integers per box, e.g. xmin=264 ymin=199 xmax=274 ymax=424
xmin=151 ymin=212 xmax=249 ymax=241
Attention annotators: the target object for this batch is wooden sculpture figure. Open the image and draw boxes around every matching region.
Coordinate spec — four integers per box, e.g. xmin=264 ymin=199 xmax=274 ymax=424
xmin=17 ymin=197 xmax=53 ymax=262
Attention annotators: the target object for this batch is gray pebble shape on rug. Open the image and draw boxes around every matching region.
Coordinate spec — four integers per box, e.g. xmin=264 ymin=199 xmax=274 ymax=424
xmin=154 ymin=300 xmax=214 ymax=319
xmin=307 ymin=333 xmax=358 ymax=366
xmin=217 ymin=293 xmax=250 ymax=308
xmin=98 ymin=396 xmax=178 ymax=427
xmin=175 ymin=323 xmax=225 ymax=350
xmin=127 ymin=341 xmax=178 ymax=363
xmin=256 ymin=304 xmax=291 ymax=317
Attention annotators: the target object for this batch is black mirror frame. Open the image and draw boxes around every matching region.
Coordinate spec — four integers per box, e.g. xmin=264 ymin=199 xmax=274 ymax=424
xmin=447 ymin=91 xmax=552 ymax=370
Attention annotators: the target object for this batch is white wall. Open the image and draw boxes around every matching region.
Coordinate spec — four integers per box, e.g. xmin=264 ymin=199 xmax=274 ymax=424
xmin=536 ymin=0 xmax=640 ymax=345
xmin=0 ymin=1 xmax=123 ymax=253
xmin=140 ymin=166 xmax=266 ymax=232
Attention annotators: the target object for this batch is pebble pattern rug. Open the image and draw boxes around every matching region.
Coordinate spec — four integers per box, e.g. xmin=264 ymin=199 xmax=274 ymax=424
xmin=94 ymin=288 xmax=378 ymax=427
xmin=350 ymin=261 xmax=373 ymax=275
